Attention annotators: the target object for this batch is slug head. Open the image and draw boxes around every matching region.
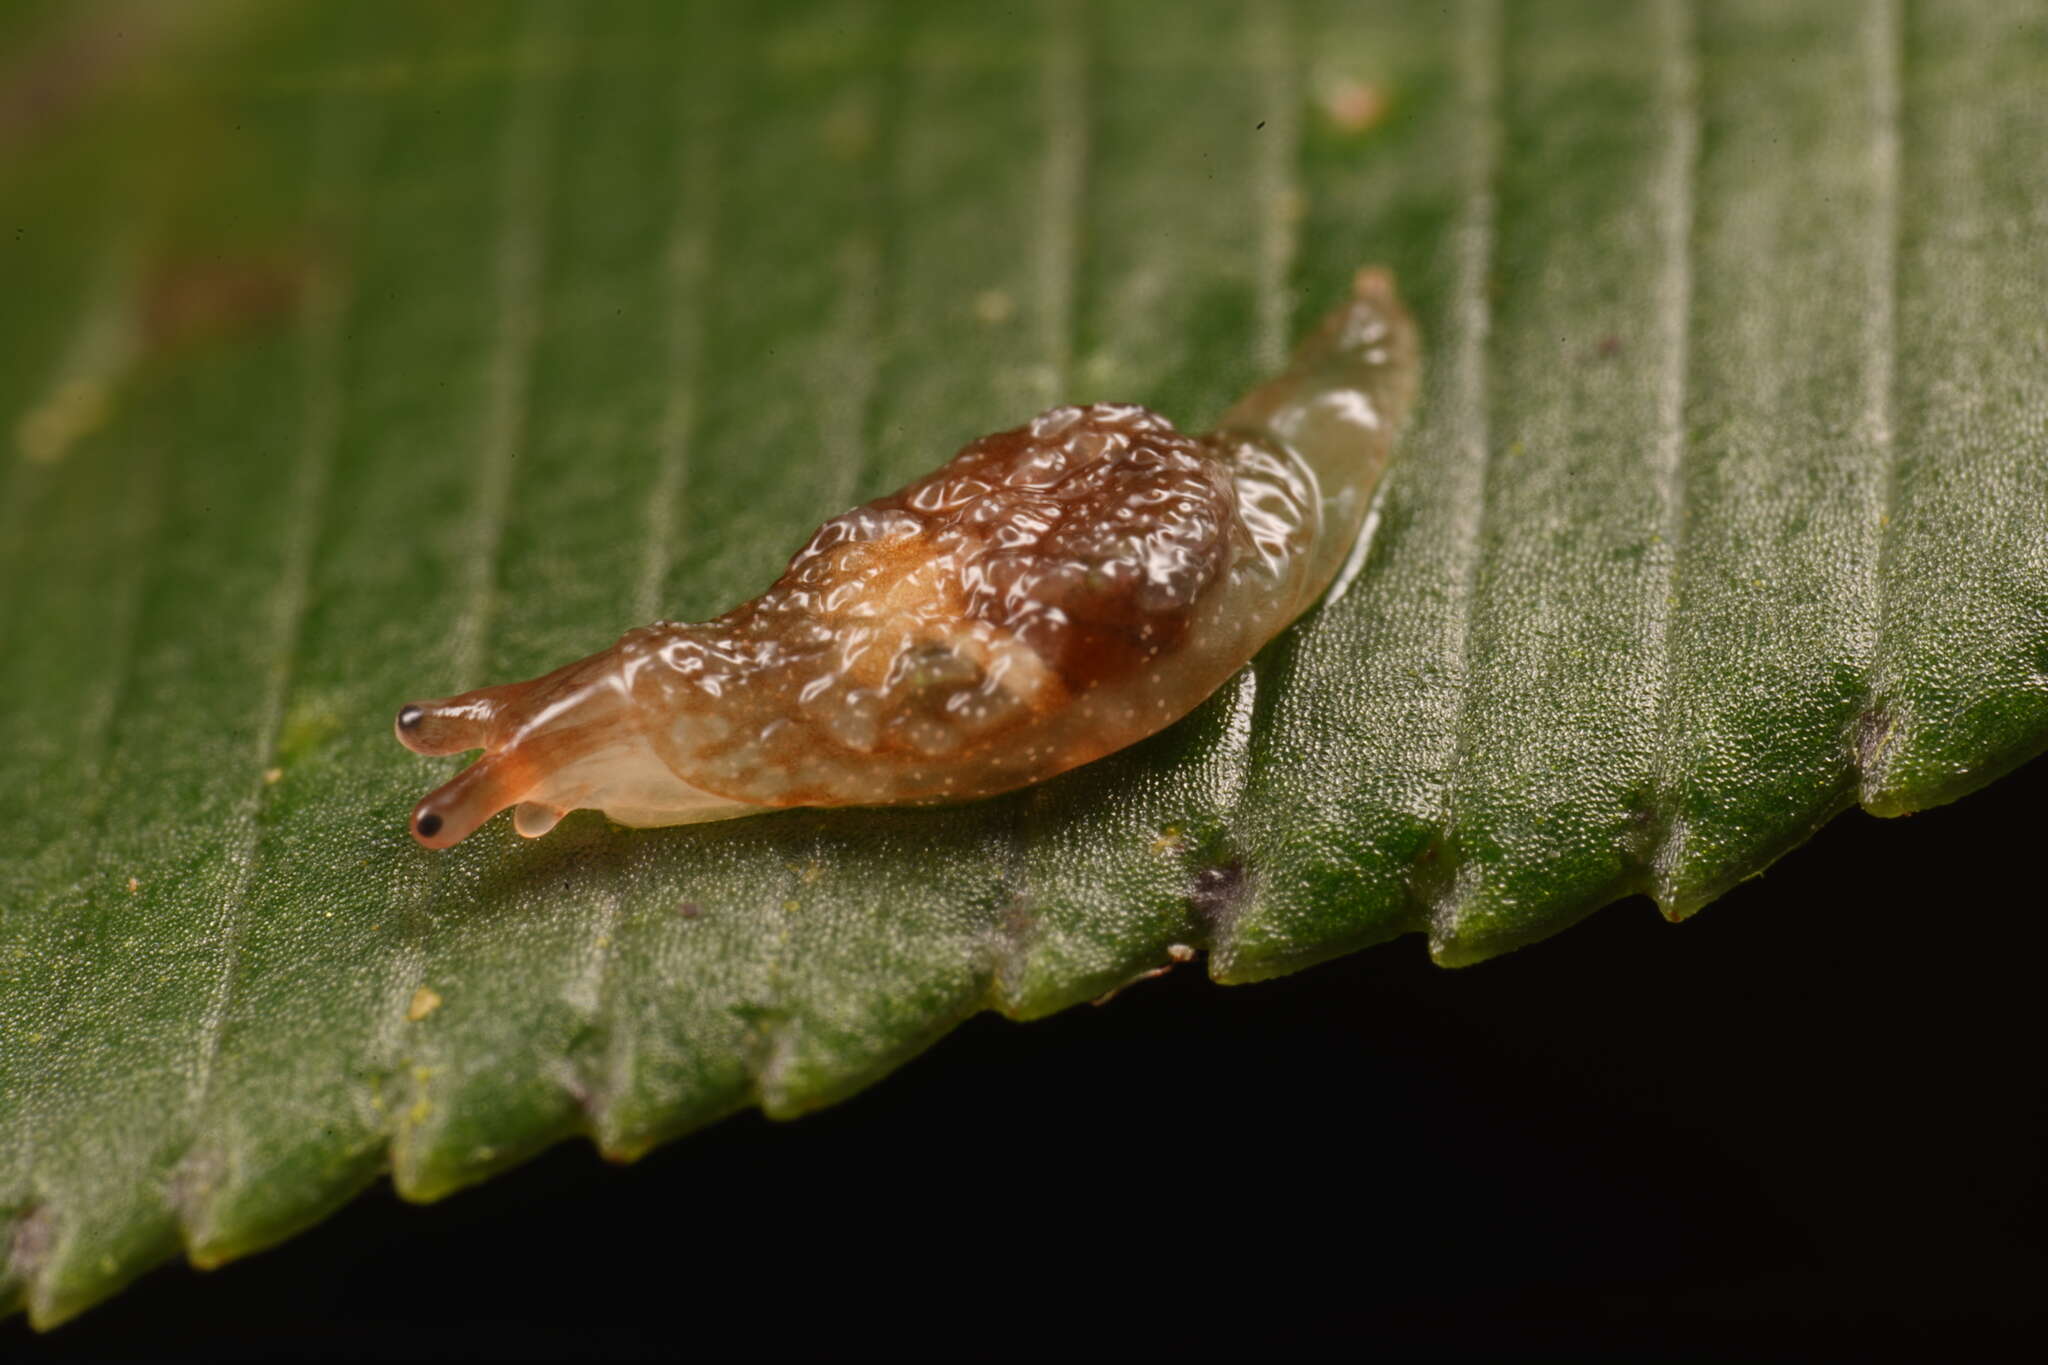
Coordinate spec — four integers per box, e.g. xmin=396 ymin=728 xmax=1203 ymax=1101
xmin=394 ymin=657 xmax=636 ymax=849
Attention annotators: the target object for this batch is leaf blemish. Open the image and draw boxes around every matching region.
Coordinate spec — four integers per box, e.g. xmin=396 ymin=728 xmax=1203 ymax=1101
xmin=5 ymin=1203 xmax=54 ymax=1285
xmin=973 ymin=288 xmax=1014 ymax=325
xmin=15 ymin=375 xmax=116 ymax=465
xmin=1854 ymin=705 xmax=1894 ymax=775
xmin=1189 ymin=861 xmax=1247 ymax=931
xmin=1317 ymin=77 xmax=1388 ymax=135
xmin=142 ymin=243 xmax=319 ymax=352
xmin=276 ymin=695 xmax=343 ymax=767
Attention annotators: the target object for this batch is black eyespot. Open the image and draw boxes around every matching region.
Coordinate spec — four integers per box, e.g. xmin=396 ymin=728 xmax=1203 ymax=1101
xmin=397 ymin=705 xmax=425 ymax=731
xmin=416 ymin=811 xmax=443 ymax=838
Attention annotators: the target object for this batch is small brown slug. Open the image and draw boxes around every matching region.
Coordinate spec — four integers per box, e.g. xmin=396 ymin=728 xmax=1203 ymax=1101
xmin=396 ymin=267 xmax=1417 ymax=848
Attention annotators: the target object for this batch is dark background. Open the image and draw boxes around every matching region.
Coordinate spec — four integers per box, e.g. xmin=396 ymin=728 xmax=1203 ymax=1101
xmin=9 ymin=756 xmax=2045 ymax=1360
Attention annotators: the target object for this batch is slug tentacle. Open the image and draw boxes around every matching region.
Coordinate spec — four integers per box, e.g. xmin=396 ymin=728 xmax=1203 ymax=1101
xmin=396 ymin=269 xmax=1418 ymax=847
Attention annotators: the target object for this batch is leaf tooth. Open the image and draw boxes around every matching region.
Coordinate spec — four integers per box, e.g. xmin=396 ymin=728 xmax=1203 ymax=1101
xmin=1860 ymin=1 xmax=2048 ymax=816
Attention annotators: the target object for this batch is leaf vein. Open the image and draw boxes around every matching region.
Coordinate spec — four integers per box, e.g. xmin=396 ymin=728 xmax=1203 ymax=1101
xmin=374 ymin=0 xmax=571 ymax=1168
xmin=1856 ymin=0 xmax=1905 ymax=801
xmin=590 ymin=15 xmax=729 ymax=1137
xmin=179 ymin=89 xmax=366 ymax=1142
xmin=1644 ymin=0 xmax=1702 ymax=894
xmin=1420 ymin=0 xmax=1505 ymax=946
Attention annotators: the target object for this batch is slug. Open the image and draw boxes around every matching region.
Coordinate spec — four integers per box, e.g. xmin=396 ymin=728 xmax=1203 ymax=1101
xmin=396 ymin=267 xmax=1417 ymax=848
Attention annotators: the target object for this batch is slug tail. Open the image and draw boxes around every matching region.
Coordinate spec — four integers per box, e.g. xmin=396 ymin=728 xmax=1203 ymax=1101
xmin=1222 ymin=267 xmax=1418 ymax=439
xmin=1216 ymin=265 xmax=1420 ymax=596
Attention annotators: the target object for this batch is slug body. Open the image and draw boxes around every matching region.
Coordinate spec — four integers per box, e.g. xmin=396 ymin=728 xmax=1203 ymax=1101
xmin=397 ymin=268 xmax=1417 ymax=848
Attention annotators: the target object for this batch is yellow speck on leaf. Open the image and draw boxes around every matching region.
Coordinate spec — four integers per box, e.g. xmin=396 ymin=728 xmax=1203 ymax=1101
xmin=407 ymin=1064 xmax=436 ymax=1125
xmin=17 ymin=377 xmax=113 ymax=464
xmin=973 ymin=288 xmax=1015 ymax=325
xmin=1149 ymin=826 xmax=1184 ymax=855
xmin=263 ymin=766 xmax=283 ymax=785
xmin=276 ymin=696 xmax=344 ymax=766
xmin=407 ymin=986 xmax=443 ymax=1022
xmin=820 ymin=96 xmax=875 ymax=159
xmin=126 ymin=877 xmax=139 ymax=893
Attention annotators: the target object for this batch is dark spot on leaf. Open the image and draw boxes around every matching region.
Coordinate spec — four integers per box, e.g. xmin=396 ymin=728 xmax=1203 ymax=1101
xmin=1406 ymin=832 xmax=1457 ymax=913
xmin=998 ymin=890 xmax=1036 ymax=941
xmin=0 ymin=6 xmax=169 ymax=157
xmin=143 ymin=244 xmax=319 ymax=351
xmin=1595 ymin=334 xmax=1622 ymax=359
xmin=677 ymin=901 xmax=701 ymax=920
xmin=6 ymin=1203 xmax=54 ymax=1282
xmin=1189 ymin=861 xmax=1245 ymax=928
xmin=1854 ymin=705 xmax=1893 ymax=775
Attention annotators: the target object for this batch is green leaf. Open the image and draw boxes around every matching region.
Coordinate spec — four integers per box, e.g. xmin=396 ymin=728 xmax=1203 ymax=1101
xmin=3 ymin=0 xmax=2044 ymax=1328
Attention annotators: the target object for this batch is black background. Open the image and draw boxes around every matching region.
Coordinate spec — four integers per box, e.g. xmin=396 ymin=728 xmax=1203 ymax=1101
xmin=9 ymin=755 xmax=2045 ymax=1360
